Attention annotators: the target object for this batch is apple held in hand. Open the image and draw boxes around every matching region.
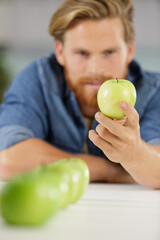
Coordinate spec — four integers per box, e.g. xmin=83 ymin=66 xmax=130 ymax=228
xmin=97 ymin=79 xmax=137 ymax=119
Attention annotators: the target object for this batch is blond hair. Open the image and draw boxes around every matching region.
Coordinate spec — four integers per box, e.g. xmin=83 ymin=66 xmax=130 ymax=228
xmin=48 ymin=0 xmax=135 ymax=44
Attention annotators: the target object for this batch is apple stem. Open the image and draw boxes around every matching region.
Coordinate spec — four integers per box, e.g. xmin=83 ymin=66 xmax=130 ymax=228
xmin=116 ymin=78 xmax=118 ymax=83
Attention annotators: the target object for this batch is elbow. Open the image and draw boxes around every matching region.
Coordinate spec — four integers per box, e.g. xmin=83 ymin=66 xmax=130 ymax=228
xmin=0 ymin=167 xmax=11 ymax=181
xmin=0 ymin=164 xmax=11 ymax=181
xmin=0 ymin=151 xmax=15 ymax=181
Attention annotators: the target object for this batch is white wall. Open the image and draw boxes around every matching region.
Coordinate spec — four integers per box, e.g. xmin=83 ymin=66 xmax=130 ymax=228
xmin=0 ymin=0 xmax=160 ymax=72
xmin=0 ymin=0 xmax=160 ymax=50
xmin=134 ymin=0 xmax=160 ymax=49
xmin=0 ymin=0 xmax=64 ymax=50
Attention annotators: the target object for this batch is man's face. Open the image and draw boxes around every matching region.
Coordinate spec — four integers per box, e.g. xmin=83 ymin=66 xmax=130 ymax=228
xmin=55 ymin=18 xmax=135 ymax=112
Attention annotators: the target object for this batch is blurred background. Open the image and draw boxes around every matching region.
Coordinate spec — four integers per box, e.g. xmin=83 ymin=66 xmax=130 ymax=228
xmin=0 ymin=0 xmax=160 ymax=102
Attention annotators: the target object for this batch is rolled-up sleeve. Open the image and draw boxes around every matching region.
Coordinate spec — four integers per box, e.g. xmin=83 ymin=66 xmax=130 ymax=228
xmin=0 ymin=125 xmax=35 ymax=151
xmin=147 ymin=138 xmax=160 ymax=145
xmin=0 ymin=61 xmax=48 ymax=151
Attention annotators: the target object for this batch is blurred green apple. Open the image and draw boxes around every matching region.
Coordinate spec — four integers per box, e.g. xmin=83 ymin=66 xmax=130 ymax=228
xmin=58 ymin=158 xmax=89 ymax=202
xmin=0 ymin=157 xmax=90 ymax=226
xmin=47 ymin=158 xmax=90 ymax=203
xmin=0 ymin=171 xmax=67 ymax=226
xmin=97 ymin=79 xmax=137 ymax=119
xmin=44 ymin=163 xmax=73 ymax=208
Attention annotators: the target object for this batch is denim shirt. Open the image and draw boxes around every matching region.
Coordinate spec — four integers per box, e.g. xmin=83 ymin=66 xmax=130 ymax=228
xmin=0 ymin=54 xmax=160 ymax=158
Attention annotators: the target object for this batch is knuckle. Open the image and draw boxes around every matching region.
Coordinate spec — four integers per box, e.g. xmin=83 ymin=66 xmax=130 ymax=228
xmin=95 ymin=125 xmax=100 ymax=133
xmin=113 ymin=124 xmax=120 ymax=134
xmin=128 ymin=136 xmax=133 ymax=144
xmin=93 ymin=133 xmax=100 ymax=143
xmin=96 ymin=125 xmax=106 ymax=137
xmin=116 ymin=140 xmax=124 ymax=150
xmin=104 ymin=147 xmax=118 ymax=161
xmin=104 ymin=146 xmax=113 ymax=156
xmin=137 ymin=124 xmax=140 ymax=133
xmin=127 ymin=134 xmax=139 ymax=145
xmin=134 ymin=112 xmax=139 ymax=122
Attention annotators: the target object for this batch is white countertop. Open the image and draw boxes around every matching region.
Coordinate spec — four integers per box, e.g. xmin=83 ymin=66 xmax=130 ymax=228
xmin=1 ymin=182 xmax=160 ymax=240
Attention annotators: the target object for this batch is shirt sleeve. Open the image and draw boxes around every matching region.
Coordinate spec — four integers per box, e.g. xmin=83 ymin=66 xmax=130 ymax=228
xmin=140 ymin=85 xmax=160 ymax=145
xmin=0 ymin=61 xmax=48 ymax=151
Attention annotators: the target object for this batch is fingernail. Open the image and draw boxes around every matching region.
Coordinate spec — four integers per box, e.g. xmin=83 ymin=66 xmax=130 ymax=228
xmin=95 ymin=112 xmax=100 ymax=120
xmin=88 ymin=130 xmax=94 ymax=137
xmin=120 ymin=101 xmax=127 ymax=110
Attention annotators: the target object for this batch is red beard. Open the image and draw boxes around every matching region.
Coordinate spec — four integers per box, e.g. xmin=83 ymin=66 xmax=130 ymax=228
xmin=64 ymin=63 xmax=128 ymax=110
xmin=65 ymin=73 xmax=108 ymax=109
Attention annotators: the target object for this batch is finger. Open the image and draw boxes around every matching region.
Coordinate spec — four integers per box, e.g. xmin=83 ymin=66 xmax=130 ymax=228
xmin=96 ymin=124 xmax=120 ymax=145
xmin=119 ymin=101 xmax=139 ymax=127
xmin=88 ymin=129 xmax=113 ymax=154
xmin=113 ymin=117 xmax=127 ymax=126
xmin=95 ymin=112 xmax=124 ymax=137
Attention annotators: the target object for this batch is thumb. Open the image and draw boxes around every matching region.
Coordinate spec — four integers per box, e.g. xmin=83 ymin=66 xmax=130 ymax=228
xmin=119 ymin=101 xmax=139 ymax=126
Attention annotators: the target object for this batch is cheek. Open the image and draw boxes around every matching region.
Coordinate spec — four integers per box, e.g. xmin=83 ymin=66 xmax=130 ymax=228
xmin=74 ymin=57 xmax=88 ymax=71
xmin=66 ymin=57 xmax=87 ymax=77
xmin=107 ymin=53 xmax=128 ymax=74
xmin=64 ymin=63 xmax=85 ymax=88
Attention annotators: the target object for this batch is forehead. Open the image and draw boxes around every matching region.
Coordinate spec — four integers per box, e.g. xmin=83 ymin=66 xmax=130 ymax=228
xmin=63 ymin=18 xmax=125 ymax=49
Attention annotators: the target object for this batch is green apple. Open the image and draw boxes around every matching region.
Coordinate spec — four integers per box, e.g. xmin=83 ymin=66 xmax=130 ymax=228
xmin=44 ymin=163 xmax=74 ymax=208
xmin=46 ymin=158 xmax=90 ymax=203
xmin=64 ymin=158 xmax=89 ymax=203
xmin=0 ymin=158 xmax=90 ymax=226
xmin=0 ymin=171 xmax=68 ymax=226
xmin=97 ymin=79 xmax=137 ymax=119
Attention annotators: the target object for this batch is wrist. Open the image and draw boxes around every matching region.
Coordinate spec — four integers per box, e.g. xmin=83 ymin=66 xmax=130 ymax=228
xmin=104 ymin=162 xmax=137 ymax=184
xmin=121 ymin=139 xmax=146 ymax=172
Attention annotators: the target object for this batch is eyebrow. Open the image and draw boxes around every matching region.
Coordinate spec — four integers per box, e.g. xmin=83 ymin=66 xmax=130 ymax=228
xmin=72 ymin=48 xmax=89 ymax=53
xmin=103 ymin=47 xmax=120 ymax=51
xmin=72 ymin=47 xmax=121 ymax=53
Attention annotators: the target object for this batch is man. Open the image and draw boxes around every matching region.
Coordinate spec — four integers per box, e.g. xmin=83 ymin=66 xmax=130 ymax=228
xmin=0 ymin=0 xmax=160 ymax=188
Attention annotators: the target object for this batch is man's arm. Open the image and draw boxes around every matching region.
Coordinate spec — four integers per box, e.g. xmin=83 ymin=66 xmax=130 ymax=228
xmin=0 ymin=137 xmax=136 ymax=183
xmin=121 ymin=141 xmax=160 ymax=189
xmin=89 ymin=101 xmax=160 ymax=189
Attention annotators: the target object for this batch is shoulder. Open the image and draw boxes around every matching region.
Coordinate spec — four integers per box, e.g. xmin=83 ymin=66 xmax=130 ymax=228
xmin=5 ymin=53 xmax=65 ymax=97
xmin=13 ymin=53 xmax=63 ymax=85
xmin=142 ymin=70 xmax=160 ymax=88
xmin=129 ymin=60 xmax=160 ymax=88
xmin=36 ymin=54 xmax=65 ymax=94
xmin=129 ymin=60 xmax=160 ymax=117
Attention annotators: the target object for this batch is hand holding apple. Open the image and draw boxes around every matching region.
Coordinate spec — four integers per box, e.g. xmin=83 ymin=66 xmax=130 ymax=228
xmin=89 ymin=97 xmax=141 ymax=168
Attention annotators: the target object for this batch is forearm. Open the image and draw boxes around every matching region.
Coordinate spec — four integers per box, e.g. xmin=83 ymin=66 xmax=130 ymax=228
xmin=121 ymin=141 xmax=160 ymax=189
xmin=0 ymin=138 xmax=62 ymax=180
xmin=0 ymin=138 xmax=110 ymax=182
xmin=105 ymin=163 xmax=137 ymax=184
xmin=0 ymin=138 xmax=137 ymax=184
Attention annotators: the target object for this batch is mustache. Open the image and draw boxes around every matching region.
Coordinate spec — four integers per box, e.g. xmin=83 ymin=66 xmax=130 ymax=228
xmin=78 ymin=76 xmax=113 ymax=84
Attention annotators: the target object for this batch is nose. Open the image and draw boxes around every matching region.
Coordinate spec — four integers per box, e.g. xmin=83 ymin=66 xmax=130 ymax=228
xmin=87 ymin=55 xmax=105 ymax=76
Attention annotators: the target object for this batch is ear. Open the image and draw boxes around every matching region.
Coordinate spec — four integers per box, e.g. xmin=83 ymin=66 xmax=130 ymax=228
xmin=127 ymin=42 xmax=135 ymax=64
xmin=55 ymin=41 xmax=64 ymax=66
